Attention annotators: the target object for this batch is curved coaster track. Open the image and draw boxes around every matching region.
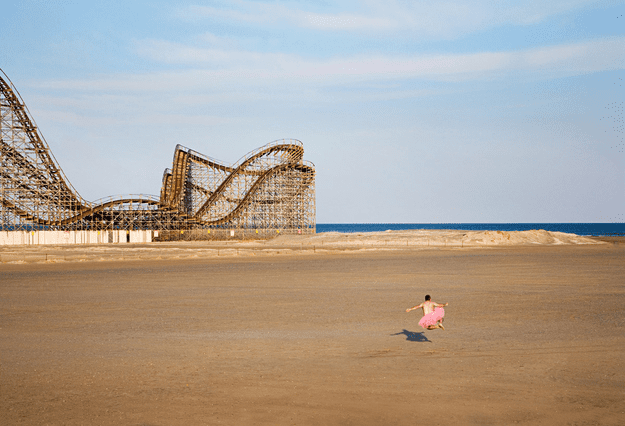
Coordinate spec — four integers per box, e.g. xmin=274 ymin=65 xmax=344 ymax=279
xmin=0 ymin=70 xmax=315 ymax=235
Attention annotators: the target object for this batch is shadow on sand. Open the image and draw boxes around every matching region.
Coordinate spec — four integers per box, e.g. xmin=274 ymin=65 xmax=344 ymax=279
xmin=391 ymin=329 xmax=431 ymax=342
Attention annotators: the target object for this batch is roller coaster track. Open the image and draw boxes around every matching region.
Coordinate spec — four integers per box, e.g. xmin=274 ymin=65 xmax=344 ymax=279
xmin=0 ymin=69 xmax=164 ymax=228
xmin=1 ymin=69 xmax=315 ymax=233
xmin=202 ymin=161 xmax=315 ymax=226
xmin=160 ymin=142 xmax=312 ymax=223
xmin=0 ymin=72 xmax=86 ymax=209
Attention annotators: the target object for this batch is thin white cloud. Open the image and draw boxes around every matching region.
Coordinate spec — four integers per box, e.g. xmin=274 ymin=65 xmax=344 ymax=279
xmin=35 ymin=108 xmax=238 ymax=128
xmin=177 ymin=0 xmax=601 ymax=38
xmin=140 ymin=35 xmax=623 ymax=79
xmin=134 ymin=39 xmax=293 ymax=67
xmin=177 ymin=2 xmax=292 ymax=25
xmin=34 ymin=37 xmax=624 ymax=99
xmin=302 ymin=12 xmax=394 ymax=31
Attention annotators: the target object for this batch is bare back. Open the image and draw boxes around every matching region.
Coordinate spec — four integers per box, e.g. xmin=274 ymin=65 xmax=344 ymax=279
xmin=421 ymin=300 xmax=437 ymax=315
xmin=406 ymin=299 xmax=448 ymax=317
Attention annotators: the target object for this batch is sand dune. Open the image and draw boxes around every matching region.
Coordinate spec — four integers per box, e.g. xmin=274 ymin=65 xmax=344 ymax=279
xmin=0 ymin=229 xmax=606 ymax=264
xmin=279 ymin=229 xmax=603 ymax=247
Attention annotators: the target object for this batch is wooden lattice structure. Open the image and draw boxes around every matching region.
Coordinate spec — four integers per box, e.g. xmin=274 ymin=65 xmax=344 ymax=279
xmin=0 ymin=70 xmax=315 ymax=236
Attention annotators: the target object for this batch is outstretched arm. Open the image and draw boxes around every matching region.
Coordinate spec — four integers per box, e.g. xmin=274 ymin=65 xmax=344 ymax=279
xmin=435 ymin=302 xmax=449 ymax=308
xmin=406 ymin=303 xmax=423 ymax=312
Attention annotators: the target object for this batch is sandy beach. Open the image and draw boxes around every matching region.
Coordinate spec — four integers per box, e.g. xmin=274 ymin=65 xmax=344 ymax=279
xmin=1 ymin=231 xmax=624 ymax=425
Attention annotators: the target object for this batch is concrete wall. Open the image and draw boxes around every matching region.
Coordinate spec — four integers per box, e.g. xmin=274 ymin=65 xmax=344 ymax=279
xmin=0 ymin=230 xmax=153 ymax=246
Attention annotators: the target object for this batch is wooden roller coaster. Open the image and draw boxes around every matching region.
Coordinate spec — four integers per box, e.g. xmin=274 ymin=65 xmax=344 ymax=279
xmin=0 ymin=70 xmax=315 ymax=237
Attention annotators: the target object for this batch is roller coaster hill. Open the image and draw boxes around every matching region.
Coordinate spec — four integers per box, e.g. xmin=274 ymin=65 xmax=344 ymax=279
xmin=0 ymin=70 xmax=316 ymax=241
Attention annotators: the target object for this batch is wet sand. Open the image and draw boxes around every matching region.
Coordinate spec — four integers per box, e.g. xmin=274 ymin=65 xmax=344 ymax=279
xmin=1 ymin=240 xmax=624 ymax=425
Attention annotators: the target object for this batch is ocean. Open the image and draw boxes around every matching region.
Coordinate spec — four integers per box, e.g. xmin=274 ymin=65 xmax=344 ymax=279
xmin=316 ymin=223 xmax=625 ymax=237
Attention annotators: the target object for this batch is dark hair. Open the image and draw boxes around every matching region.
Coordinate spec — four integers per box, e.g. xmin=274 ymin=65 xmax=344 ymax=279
xmin=425 ymin=294 xmax=431 ymax=301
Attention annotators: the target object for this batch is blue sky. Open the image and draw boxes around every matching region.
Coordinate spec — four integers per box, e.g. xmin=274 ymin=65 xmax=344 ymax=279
xmin=1 ymin=0 xmax=623 ymax=223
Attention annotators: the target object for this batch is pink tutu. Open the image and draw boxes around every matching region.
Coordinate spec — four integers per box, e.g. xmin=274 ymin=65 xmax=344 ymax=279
xmin=418 ymin=307 xmax=445 ymax=329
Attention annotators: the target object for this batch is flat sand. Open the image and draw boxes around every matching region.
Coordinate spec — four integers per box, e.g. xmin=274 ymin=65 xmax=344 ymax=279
xmin=1 ymin=234 xmax=624 ymax=425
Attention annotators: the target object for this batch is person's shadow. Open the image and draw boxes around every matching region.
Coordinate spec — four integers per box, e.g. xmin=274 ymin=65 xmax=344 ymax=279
xmin=391 ymin=329 xmax=431 ymax=342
